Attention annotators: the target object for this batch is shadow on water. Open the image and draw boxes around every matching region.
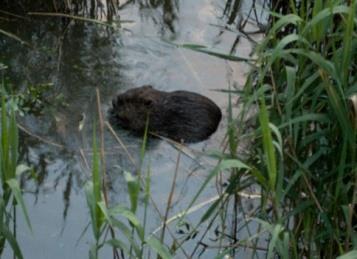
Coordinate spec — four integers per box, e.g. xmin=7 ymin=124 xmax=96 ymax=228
xmin=0 ymin=0 xmax=266 ymax=257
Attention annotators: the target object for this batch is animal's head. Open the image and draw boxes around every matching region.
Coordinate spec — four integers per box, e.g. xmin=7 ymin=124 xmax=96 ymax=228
xmin=110 ymin=85 xmax=160 ymax=131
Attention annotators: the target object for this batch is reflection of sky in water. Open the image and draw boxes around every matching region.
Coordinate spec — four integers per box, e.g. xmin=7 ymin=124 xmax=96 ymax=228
xmin=1 ymin=0 xmax=266 ymax=258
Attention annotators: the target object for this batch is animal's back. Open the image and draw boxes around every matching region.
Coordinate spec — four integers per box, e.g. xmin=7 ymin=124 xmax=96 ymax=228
xmin=158 ymin=91 xmax=222 ymax=142
xmin=110 ymin=86 xmax=222 ymax=143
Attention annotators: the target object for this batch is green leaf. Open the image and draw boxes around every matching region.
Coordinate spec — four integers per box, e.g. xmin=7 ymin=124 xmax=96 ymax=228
xmin=321 ymin=73 xmax=354 ymax=147
xmin=278 ymin=113 xmax=329 ymax=128
xmin=270 ymin=14 xmax=302 ymax=34
xmin=16 ymin=164 xmax=31 ymax=177
xmin=265 ymin=34 xmax=309 ymax=75
xmin=92 ymin=127 xmax=101 ymax=204
xmin=269 ymin=123 xmax=283 ymax=157
xmin=90 ymin=126 xmax=104 ymax=234
xmin=7 ymin=179 xmax=32 ymax=232
xmin=186 ymin=159 xmax=250 ymax=214
xmin=109 ymin=204 xmax=143 ymax=234
xmin=97 ymin=201 xmax=112 ymax=225
xmin=2 ymin=93 xmax=9 ymax=182
xmin=85 ymin=181 xmax=100 ymax=239
xmin=302 ymin=6 xmax=350 ymax=36
xmin=288 ymin=72 xmax=319 ymax=104
xmin=340 ymin=1 xmax=356 ymax=85
xmin=0 ymin=222 xmax=24 ymax=259
xmin=258 ymin=98 xmax=277 ymax=190
xmin=107 ymin=239 xmax=131 ymax=255
xmin=109 ymin=205 xmax=139 ymax=225
xmin=285 ymin=66 xmax=297 ymax=134
xmin=124 ymin=171 xmax=140 ymax=213
xmin=199 ymin=197 xmax=223 ymax=224
xmin=9 ymin=109 xmax=18 ymax=178
xmin=288 ymin=49 xmax=340 ymax=82
xmin=146 ymin=235 xmax=172 ymax=259
xmin=111 ymin=218 xmax=142 ymax=255
xmin=337 ymin=250 xmax=357 ymax=259
xmin=98 ymin=201 xmax=143 ymax=255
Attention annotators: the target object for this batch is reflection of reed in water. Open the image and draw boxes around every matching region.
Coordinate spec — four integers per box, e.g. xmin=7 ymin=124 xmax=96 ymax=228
xmin=134 ymin=0 xmax=179 ymax=33
xmin=0 ymin=0 xmax=120 ymax=20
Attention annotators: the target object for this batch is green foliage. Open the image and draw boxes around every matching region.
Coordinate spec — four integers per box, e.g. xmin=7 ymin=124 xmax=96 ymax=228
xmin=0 ymin=79 xmax=66 ymax=117
xmin=242 ymin=0 xmax=357 ymax=257
xmin=258 ymin=98 xmax=277 ymax=191
xmin=146 ymin=235 xmax=172 ymax=259
xmin=85 ymin=127 xmax=105 ymax=258
xmin=0 ymin=82 xmax=32 ymax=258
xmin=179 ymin=0 xmax=357 ymax=258
xmin=2 ymin=1 xmax=356 ymax=258
xmin=85 ymin=124 xmax=173 ymax=258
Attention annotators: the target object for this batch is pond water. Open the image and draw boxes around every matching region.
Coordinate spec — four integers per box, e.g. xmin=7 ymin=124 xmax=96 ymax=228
xmin=0 ymin=0 xmax=265 ymax=258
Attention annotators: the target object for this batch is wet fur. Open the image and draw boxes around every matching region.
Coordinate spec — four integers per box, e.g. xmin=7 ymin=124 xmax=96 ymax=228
xmin=109 ymin=85 xmax=222 ymax=143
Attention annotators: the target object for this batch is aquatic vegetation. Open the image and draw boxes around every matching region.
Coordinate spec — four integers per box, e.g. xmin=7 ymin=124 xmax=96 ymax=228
xmin=0 ymin=0 xmax=356 ymax=258
xmin=84 ymin=90 xmax=173 ymax=259
xmin=181 ymin=0 xmax=357 ymax=258
xmin=0 ymin=80 xmax=32 ymax=259
xmin=0 ymin=79 xmax=65 ymax=116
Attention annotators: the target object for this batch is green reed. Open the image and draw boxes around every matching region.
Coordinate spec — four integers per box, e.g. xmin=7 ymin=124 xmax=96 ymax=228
xmin=180 ymin=0 xmax=356 ymax=258
xmin=2 ymin=0 xmax=355 ymax=258
xmin=85 ymin=94 xmax=172 ymax=259
xmin=248 ymin=1 xmax=356 ymax=257
xmin=0 ymin=81 xmax=32 ymax=259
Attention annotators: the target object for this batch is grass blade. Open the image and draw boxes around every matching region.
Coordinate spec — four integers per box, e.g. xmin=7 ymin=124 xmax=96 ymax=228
xmin=258 ymin=98 xmax=277 ymax=190
xmin=6 ymin=179 xmax=32 ymax=232
xmin=146 ymin=235 xmax=172 ymax=259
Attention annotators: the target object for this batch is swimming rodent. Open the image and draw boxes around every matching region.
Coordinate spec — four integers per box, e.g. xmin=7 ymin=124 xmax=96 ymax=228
xmin=109 ymin=85 xmax=222 ymax=143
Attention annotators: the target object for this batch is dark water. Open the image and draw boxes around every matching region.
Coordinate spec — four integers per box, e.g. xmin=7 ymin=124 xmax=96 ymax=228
xmin=0 ymin=0 xmax=265 ymax=258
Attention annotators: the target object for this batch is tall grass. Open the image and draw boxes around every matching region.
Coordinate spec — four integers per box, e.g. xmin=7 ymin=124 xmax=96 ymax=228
xmin=247 ymin=1 xmax=356 ymax=257
xmin=84 ymin=91 xmax=173 ymax=259
xmin=181 ymin=0 xmax=356 ymax=258
xmin=0 ymin=79 xmax=32 ymax=259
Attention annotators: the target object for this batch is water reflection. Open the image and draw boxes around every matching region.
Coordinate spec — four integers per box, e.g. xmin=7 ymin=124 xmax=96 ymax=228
xmin=0 ymin=0 xmax=261 ymax=257
xmin=136 ymin=0 xmax=179 ymax=33
xmin=1 ymin=0 xmax=120 ymax=20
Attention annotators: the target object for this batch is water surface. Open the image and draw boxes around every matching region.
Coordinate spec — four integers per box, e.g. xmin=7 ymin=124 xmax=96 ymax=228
xmin=0 ymin=0 xmax=264 ymax=257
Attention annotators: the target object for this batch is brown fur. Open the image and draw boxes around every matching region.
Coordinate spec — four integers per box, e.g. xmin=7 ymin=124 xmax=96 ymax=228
xmin=109 ymin=85 xmax=222 ymax=143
